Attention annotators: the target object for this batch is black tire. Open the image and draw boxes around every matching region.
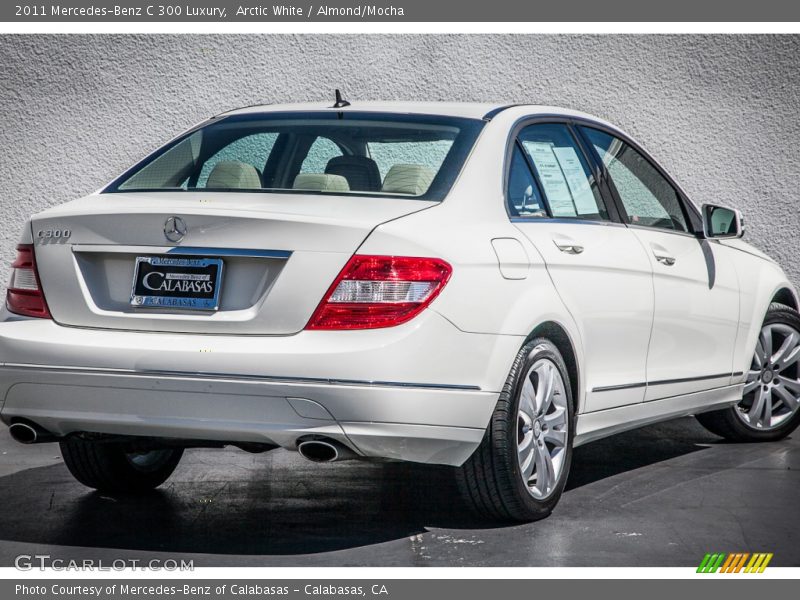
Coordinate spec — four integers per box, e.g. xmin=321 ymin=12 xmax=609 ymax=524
xmin=456 ymin=338 xmax=575 ymax=522
xmin=60 ymin=439 xmax=183 ymax=493
xmin=696 ymin=303 xmax=800 ymax=442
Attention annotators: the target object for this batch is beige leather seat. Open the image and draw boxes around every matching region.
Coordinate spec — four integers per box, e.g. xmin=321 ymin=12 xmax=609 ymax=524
xmin=325 ymin=156 xmax=382 ymax=192
xmin=206 ymin=161 xmax=262 ymax=189
xmin=293 ymin=174 xmax=350 ymax=193
xmin=381 ymin=164 xmax=436 ymax=196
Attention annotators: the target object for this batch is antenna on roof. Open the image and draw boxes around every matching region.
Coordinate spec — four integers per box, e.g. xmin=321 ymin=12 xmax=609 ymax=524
xmin=332 ymin=89 xmax=351 ymax=109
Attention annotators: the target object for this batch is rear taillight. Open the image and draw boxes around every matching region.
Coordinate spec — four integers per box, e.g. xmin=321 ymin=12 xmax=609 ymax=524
xmin=306 ymin=255 xmax=452 ymax=330
xmin=6 ymin=244 xmax=50 ymax=318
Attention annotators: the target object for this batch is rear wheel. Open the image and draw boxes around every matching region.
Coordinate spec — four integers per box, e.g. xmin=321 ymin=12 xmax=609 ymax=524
xmin=60 ymin=439 xmax=183 ymax=493
xmin=457 ymin=338 xmax=574 ymax=521
xmin=696 ymin=303 xmax=800 ymax=442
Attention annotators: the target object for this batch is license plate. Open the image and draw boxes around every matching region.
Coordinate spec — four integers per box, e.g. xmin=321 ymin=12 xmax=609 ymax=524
xmin=130 ymin=256 xmax=224 ymax=311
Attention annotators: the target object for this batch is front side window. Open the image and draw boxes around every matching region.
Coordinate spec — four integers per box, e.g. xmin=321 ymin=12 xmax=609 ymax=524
xmin=109 ymin=112 xmax=484 ymax=202
xmin=516 ymin=124 xmax=608 ymax=220
xmin=581 ymin=127 xmax=689 ymax=232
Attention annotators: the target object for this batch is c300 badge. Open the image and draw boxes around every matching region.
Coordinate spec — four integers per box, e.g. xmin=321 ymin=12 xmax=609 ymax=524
xmin=36 ymin=228 xmax=71 ymax=241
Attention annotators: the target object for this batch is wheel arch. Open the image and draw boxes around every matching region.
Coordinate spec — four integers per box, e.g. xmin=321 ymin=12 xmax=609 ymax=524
xmin=525 ymin=321 xmax=581 ymax=415
xmin=733 ymin=280 xmax=800 ymax=373
xmin=772 ymin=287 xmax=799 ymax=311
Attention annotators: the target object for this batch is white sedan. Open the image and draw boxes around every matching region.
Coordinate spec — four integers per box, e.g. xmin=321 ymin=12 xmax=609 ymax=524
xmin=2 ymin=101 xmax=798 ymax=521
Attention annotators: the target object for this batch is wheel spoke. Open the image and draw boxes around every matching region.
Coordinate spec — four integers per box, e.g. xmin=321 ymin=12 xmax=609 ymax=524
xmin=543 ymin=405 xmax=567 ymax=429
xmin=541 ymin=386 xmax=557 ymax=417
xmin=534 ymin=443 xmax=555 ymax=494
xmin=544 ymin=427 xmax=567 ymax=448
xmin=743 ymin=371 xmax=761 ymax=395
xmin=779 ymin=376 xmax=800 ymax=395
xmin=518 ymin=429 xmax=534 ymax=457
xmin=759 ymin=328 xmax=773 ymax=364
xmin=763 ymin=390 xmax=773 ymax=425
xmin=519 ymin=375 xmax=536 ymax=418
xmin=772 ymin=331 xmax=799 ymax=364
xmin=774 ymin=384 xmax=799 ymax=412
xmin=753 ymin=340 xmax=765 ymax=369
xmin=748 ymin=388 xmax=767 ymax=426
xmin=520 ymin=443 xmax=535 ymax=483
xmin=535 ymin=363 xmax=554 ymax=415
xmin=777 ymin=345 xmax=800 ymax=371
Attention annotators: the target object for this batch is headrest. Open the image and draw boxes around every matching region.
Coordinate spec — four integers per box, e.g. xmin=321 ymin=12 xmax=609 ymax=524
xmin=292 ymin=173 xmax=351 ymax=193
xmin=206 ymin=161 xmax=261 ymax=189
xmin=325 ymin=155 xmax=382 ymax=192
xmin=381 ymin=164 xmax=436 ymax=196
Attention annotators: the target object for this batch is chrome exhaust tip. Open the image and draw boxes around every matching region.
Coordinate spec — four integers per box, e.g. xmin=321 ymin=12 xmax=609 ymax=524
xmin=9 ymin=422 xmax=40 ymax=444
xmin=297 ymin=439 xmax=357 ymax=463
xmin=8 ymin=421 xmax=56 ymax=444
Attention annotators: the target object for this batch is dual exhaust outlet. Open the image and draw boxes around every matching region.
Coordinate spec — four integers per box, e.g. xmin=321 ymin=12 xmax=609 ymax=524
xmin=9 ymin=422 xmax=357 ymax=464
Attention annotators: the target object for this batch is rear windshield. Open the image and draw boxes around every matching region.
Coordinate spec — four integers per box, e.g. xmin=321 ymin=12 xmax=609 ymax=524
xmin=106 ymin=111 xmax=485 ymax=201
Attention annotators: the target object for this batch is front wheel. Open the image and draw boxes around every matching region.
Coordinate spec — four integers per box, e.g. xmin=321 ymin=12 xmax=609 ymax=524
xmin=696 ymin=303 xmax=800 ymax=442
xmin=60 ymin=438 xmax=184 ymax=493
xmin=456 ymin=338 xmax=574 ymax=521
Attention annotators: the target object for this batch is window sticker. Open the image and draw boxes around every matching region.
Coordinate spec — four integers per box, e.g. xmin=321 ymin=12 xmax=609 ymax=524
xmin=552 ymin=146 xmax=598 ymax=216
xmin=523 ymin=141 xmax=577 ymax=217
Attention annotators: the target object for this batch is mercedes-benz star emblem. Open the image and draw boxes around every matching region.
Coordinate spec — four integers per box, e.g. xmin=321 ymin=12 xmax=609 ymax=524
xmin=164 ymin=216 xmax=187 ymax=243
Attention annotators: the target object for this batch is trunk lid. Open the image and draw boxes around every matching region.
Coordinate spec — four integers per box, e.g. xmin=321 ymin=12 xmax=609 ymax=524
xmin=31 ymin=192 xmax=433 ymax=334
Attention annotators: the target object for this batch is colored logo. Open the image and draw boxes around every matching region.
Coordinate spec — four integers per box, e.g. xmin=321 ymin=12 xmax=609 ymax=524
xmin=697 ymin=552 xmax=773 ymax=573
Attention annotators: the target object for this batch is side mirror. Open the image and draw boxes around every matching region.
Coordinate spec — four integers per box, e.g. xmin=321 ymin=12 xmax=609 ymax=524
xmin=702 ymin=204 xmax=744 ymax=239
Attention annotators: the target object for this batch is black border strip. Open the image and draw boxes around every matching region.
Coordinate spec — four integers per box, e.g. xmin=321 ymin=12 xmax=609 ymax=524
xmin=593 ymin=372 xmax=737 ymax=393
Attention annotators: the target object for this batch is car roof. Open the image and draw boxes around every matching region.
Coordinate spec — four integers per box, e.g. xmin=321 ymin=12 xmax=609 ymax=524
xmin=219 ymin=101 xmax=615 ymax=125
xmin=222 ymin=101 xmax=505 ymax=119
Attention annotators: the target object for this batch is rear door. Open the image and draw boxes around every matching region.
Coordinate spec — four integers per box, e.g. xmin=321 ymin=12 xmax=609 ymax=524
xmin=579 ymin=126 xmax=740 ymax=400
xmin=508 ymin=122 xmax=654 ymax=412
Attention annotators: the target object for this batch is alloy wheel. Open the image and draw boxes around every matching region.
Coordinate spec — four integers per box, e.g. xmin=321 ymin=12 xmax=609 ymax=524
xmin=517 ymin=358 xmax=569 ymax=499
xmin=738 ymin=323 xmax=800 ymax=430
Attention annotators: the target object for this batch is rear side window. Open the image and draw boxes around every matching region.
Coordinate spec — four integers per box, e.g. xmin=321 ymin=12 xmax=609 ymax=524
xmin=197 ymin=132 xmax=278 ymax=188
xmin=581 ymin=127 xmax=689 ymax=232
xmin=515 ymin=124 xmax=608 ymax=220
xmin=506 ymin=144 xmax=546 ymax=217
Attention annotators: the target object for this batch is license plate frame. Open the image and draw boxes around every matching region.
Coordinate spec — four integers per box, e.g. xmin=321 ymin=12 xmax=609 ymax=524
xmin=130 ymin=256 xmax=224 ymax=311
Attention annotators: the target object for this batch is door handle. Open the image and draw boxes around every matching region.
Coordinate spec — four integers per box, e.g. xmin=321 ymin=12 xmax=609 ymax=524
xmin=653 ymin=252 xmax=676 ymax=266
xmin=649 ymin=242 xmax=676 ymax=266
xmin=553 ymin=239 xmax=584 ymax=254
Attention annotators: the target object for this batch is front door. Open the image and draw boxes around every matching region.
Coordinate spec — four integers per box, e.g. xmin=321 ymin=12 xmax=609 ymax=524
xmin=580 ymin=126 xmax=740 ymax=401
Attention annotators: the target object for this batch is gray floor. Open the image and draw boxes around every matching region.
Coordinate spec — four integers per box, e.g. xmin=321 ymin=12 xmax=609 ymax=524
xmin=0 ymin=417 xmax=797 ymax=567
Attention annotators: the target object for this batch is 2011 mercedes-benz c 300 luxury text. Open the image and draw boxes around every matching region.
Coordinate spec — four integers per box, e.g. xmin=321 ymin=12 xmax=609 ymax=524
xmin=2 ymin=101 xmax=799 ymax=521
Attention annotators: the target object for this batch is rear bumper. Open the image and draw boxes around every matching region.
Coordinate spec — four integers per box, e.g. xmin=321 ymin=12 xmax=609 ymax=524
xmin=0 ymin=311 xmax=517 ymax=465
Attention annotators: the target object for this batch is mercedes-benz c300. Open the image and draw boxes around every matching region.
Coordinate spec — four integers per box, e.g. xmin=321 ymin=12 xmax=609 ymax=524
xmin=2 ymin=101 xmax=798 ymax=521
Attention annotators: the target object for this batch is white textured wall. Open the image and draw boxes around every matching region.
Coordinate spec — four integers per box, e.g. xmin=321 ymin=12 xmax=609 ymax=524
xmin=1 ymin=35 xmax=799 ymax=287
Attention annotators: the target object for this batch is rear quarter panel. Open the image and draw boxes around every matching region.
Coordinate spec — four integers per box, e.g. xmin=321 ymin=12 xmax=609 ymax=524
xmin=358 ymin=113 xmax=587 ymax=409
